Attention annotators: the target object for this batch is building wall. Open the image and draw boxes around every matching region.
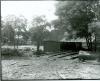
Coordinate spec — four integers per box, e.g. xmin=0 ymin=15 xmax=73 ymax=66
xmin=43 ymin=41 xmax=82 ymax=52
xmin=43 ymin=41 xmax=60 ymax=52
xmin=93 ymin=22 xmax=100 ymax=51
xmin=60 ymin=42 xmax=82 ymax=51
xmin=96 ymin=28 xmax=100 ymax=51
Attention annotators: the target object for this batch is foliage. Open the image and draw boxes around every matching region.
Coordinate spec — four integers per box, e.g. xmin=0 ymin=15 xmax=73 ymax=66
xmin=23 ymin=47 xmax=31 ymax=51
xmin=29 ymin=16 xmax=51 ymax=53
xmin=1 ymin=48 xmax=24 ymax=57
xmin=55 ymin=1 xmax=100 ymax=50
xmin=33 ymin=49 xmax=45 ymax=57
xmin=2 ymin=22 xmax=15 ymax=45
xmin=2 ymin=15 xmax=28 ymax=46
xmin=55 ymin=1 xmax=95 ymax=36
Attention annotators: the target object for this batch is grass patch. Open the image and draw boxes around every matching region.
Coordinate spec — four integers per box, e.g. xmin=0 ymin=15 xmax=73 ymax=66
xmin=1 ymin=48 xmax=24 ymax=59
xmin=33 ymin=50 xmax=45 ymax=57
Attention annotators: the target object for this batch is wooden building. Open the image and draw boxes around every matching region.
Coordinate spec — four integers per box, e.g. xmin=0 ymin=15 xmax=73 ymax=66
xmin=43 ymin=41 xmax=60 ymax=52
xmin=43 ymin=41 xmax=82 ymax=52
xmin=95 ymin=22 xmax=100 ymax=51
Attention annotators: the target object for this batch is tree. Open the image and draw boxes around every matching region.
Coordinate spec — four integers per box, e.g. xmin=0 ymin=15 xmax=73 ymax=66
xmin=90 ymin=0 xmax=100 ymax=21
xmin=14 ymin=15 xmax=28 ymax=48
xmin=2 ymin=16 xmax=15 ymax=46
xmin=2 ymin=15 xmax=17 ymax=48
xmin=1 ymin=17 xmax=5 ymax=45
xmin=21 ymin=28 xmax=29 ymax=45
xmin=51 ymin=19 xmax=73 ymax=40
xmin=2 ymin=22 xmax=15 ymax=45
xmin=1 ymin=17 xmax=4 ymax=28
xmin=30 ymin=16 xmax=50 ymax=54
xmin=55 ymin=1 xmax=99 ymax=50
xmin=2 ymin=15 xmax=28 ymax=48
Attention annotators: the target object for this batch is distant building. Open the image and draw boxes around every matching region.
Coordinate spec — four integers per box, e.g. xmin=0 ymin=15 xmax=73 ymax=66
xmin=27 ymin=38 xmax=32 ymax=45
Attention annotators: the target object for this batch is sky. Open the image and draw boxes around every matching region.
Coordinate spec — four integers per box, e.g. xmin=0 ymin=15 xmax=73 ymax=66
xmin=1 ymin=1 xmax=58 ymax=29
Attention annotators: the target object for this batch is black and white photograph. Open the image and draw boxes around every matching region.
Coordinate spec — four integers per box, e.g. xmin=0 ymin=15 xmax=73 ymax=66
xmin=1 ymin=0 xmax=100 ymax=80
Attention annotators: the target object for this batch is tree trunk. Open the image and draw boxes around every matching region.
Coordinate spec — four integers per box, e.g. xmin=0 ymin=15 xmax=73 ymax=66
xmin=17 ymin=35 xmax=19 ymax=49
xmin=13 ymin=32 xmax=15 ymax=49
xmin=36 ymin=41 xmax=40 ymax=56
xmin=37 ymin=41 xmax=40 ymax=52
xmin=94 ymin=33 xmax=96 ymax=52
xmin=13 ymin=37 xmax=15 ymax=49
xmin=85 ymin=35 xmax=92 ymax=51
xmin=0 ymin=19 xmax=2 ymax=80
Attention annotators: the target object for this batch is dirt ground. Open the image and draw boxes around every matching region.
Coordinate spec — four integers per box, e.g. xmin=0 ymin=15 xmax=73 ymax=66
xmin=2 ymin=54 xmax=100 ymax=80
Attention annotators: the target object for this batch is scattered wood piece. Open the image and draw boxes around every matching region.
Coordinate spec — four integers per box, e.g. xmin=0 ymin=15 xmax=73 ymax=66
xmin=49 ymin=51 xmax=77 ymax=58
xmin=58 ymin=52 xmax=78 ymax=58
xmin=22 ymin=64 xmax=30 ymax=66
xmin=11 ymin=62 xmax=17 ymax=65
xmin=56 ymin=71 xmax=64 ymax=79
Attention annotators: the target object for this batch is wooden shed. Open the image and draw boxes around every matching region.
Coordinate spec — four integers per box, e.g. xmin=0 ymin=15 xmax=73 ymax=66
xmin=95 ymin=22 xmax=100 ymax=51
xmin=43 ymin=41 xmax=82 ymax=52
xmin=43 ymin=41 xmax=60 ymax=52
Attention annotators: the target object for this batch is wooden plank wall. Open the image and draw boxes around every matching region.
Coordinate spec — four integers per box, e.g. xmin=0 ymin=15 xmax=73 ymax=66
xmin=96 ymin=28 xmax=100 ymax=52
xmin=43 ymin=41 xmax=60 ymax=52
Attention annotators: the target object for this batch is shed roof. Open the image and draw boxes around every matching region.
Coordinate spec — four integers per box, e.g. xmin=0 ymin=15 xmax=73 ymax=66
xmin=60 ymin=38 xmax=86 ymax=42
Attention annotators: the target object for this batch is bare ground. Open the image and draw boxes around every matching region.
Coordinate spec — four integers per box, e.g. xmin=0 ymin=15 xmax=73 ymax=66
xmin=2 ymin=55 xmax=100 ymax=80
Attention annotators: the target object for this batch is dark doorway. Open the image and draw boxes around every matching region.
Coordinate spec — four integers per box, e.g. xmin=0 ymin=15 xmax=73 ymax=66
xmin=60 ymin=42 xmax=82 ymax=52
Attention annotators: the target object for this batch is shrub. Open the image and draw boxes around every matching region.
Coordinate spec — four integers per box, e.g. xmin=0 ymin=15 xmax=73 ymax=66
xmin=33 ymin=49 xmax=45 ymax=57
xmin=23 ymin=47 xmax=31 ymax=51
xmin=1 ymin=48 xmax=24 ymax=57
